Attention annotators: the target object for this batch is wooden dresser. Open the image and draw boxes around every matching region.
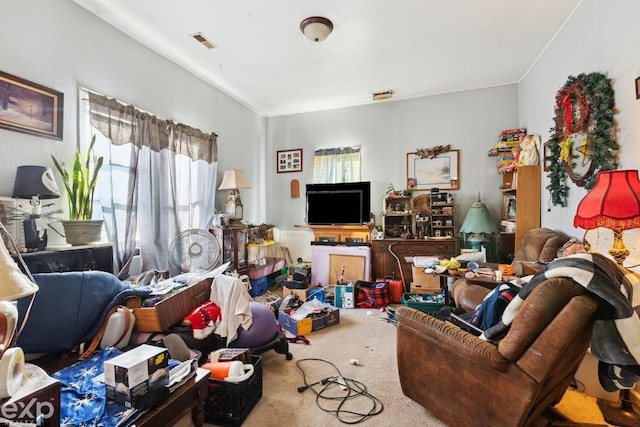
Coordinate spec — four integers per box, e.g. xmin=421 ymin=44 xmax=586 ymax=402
xmin=371 ymin=238 xmax=457 ymax=288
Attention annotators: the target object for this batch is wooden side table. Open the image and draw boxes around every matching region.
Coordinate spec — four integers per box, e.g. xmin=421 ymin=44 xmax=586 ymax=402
xmin=0 ymin=364 xmax=60 ymax=427
xmin=137 ymin=368 xmax=210 ymax=427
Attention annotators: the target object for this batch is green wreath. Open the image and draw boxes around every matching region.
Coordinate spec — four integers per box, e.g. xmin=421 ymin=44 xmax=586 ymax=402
xmin=547 ymin=73 xmax=618 ymax=207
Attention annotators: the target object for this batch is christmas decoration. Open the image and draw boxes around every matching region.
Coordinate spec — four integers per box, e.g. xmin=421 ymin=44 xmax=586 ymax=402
xmin=546 ymin=73 xmax=618 ymax=207
xmin=416 ymin=144 xmax=451 ymax=159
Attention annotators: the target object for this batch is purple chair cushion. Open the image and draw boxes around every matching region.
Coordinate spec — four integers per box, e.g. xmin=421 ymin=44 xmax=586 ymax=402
xmin=231 ymin=302 xmax=278 ymax=348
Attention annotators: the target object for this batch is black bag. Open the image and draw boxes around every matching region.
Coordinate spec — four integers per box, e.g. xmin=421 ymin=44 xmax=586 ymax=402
xmin=355 ymin=281 xmax=391 ymax=308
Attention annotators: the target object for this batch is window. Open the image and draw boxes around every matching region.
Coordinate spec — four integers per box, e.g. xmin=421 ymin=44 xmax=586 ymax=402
xmin=312 ymin=146 xmax=361 ymax=183
xmin=80 ymin=88 xmax=218 ymax=276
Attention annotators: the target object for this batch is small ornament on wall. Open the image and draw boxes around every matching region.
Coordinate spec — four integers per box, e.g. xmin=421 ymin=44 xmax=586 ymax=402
xmin=290 ymin=179 xmax=300 ymax=198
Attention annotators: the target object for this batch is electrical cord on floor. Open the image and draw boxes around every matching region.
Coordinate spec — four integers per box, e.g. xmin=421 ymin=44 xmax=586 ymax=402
xmin=296 ymin=357 xmax=384 ymax=424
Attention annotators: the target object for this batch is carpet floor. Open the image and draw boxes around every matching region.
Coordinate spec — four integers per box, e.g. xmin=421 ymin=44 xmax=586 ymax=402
xmin=200 ymin=302 xmax=614 ymax=426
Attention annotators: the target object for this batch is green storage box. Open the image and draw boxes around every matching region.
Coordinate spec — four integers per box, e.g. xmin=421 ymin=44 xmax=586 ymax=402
xmin=401 ymin=292 xmax=446 ymax=314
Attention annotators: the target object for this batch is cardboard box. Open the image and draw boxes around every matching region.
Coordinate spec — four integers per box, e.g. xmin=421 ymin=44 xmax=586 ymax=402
xmin=281 ymin=284 xmax=314 ymax=302
xmin=278 ymin=308 xmax=312 ymax=336
xmin=411 ymin=266 xmax=441 ymax=291
xmin=334 ymin=284 xmax=355 ymax=308
xmin=410 ymin=282 xmax=442 ymax=294
xmin=278 ymin=306 xmax=340 ymax=336
xmin=311 ymin=306 xmax=340 ymax=331
xmin=104 ymin=344 xmax=170 ymax=408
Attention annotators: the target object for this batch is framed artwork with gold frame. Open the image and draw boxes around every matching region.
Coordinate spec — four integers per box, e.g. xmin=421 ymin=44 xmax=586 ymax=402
xmin=0 ymin=70 xmax=63 ymax=140
xmin=406 ymin=150 xmax=459 ymax=190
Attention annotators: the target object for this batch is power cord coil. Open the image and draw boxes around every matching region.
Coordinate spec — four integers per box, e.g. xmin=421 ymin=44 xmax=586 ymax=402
xmin=296 ymin=357 xmax=384 ymax=424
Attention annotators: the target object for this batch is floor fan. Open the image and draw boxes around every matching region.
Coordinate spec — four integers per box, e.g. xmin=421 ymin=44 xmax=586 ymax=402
xmin=169 ymin=229 xmax=222 ymax=273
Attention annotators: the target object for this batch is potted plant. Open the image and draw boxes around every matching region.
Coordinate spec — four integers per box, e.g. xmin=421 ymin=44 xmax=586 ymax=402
xmin=51 ymin=134 xmax=105 ymax=245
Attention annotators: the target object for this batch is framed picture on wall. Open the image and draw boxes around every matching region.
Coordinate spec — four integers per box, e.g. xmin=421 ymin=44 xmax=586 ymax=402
xmin=277 ymin=148 xmax=303 ymax=173
xmin=0 ymin=70 xmax=64 ymax=140
xmin=543 ymin=140 xmax=552 ymax=172
xmin=406 ymin=150 xmax=459 ymax=190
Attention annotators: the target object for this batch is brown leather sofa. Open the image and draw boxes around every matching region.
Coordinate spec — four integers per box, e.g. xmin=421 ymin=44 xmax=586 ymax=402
xmin=452 ymin=228 xmax=571 ymax=311
xmin=396 ymin=277 xmax=598 ymax=427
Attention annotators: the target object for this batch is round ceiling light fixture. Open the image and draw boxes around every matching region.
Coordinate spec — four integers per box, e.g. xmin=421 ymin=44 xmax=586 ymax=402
xmin=300 ymin=16 xmax=333 ymax=42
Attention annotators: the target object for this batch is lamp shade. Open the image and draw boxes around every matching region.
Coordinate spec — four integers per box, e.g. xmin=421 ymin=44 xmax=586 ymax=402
xmin=459 ymin=197 xmax=498 ymax=234
xmin=300 ymin=16 xmax=333 ymax=42
xmin=0 ymin=236 xmax=37 ymax=300
xmin=574 ymin=170 xmax=640 ymax=231
xmin=218 ymin=170 xmax=251 ymax=190
xmin=12 ymin=166 xmax=60 ymax=200
xmin=574 ymin=170 xmax=640 ymax=265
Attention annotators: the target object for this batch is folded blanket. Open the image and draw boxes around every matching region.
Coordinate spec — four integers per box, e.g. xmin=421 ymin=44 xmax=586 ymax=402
xmin=53 ymin=347 xmax=140 ymax=427
xmin=483 ymin=252 xmax=640 ymax=391
xmin=18 ymin=271 xmax=151 ymax=354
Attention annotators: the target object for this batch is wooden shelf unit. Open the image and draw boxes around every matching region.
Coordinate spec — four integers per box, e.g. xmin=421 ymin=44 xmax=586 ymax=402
xmin=500 ymin=165 xmax=541 ymax=259
xmin=382 ymin=196 xmax=415 ymax=238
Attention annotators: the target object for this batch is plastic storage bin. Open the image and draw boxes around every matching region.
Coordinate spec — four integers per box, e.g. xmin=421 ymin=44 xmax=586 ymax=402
xmin=401 ymin=292 xmax=446 ymax=314
xmin=205 ymin=355 xmax=263 ymax=426
xmin=249 ymin=276 xmax=267 ymax=297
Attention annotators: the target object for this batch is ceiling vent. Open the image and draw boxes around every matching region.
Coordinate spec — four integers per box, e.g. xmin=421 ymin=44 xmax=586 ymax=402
xmin=191 ymin=32 xmax=217 ymax=49
xmin=372 ymin=90 xmax=393 ymax=101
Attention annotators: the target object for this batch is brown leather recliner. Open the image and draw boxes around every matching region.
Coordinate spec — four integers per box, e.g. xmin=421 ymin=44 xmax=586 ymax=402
xmin=512 ymin=227 xmax=571 ymax=276
xmin=396 ymin=277 xmax=598 ymax=427
xmin=452 ymin=228 xmax=571 ymax=310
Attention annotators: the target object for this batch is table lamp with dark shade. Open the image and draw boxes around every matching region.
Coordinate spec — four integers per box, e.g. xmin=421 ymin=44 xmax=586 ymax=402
xmin=574 ymin=169 xmax=640 ymax=427
xmin=12 ymin=166 xmax=60 ymax=252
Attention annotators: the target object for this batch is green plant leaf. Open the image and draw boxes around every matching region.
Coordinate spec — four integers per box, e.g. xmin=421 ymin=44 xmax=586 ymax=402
xmin=51 ymin=134 xmax=104 ymax=221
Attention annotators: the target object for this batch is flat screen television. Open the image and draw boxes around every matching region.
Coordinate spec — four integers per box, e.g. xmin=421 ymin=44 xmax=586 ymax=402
xmin=305 ymin=181 xmax=371 ymax=225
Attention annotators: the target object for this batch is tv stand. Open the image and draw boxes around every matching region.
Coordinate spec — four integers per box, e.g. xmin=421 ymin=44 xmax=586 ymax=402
xmin=295 ymin=225 xmax=374 ymax=243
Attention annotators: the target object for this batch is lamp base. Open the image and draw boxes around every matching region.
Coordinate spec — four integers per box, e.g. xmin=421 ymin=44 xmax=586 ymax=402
xmin=23 ymin=217 xmax=47 ymax=252
xmin=597 ymin=390 xmax=640 ymax=427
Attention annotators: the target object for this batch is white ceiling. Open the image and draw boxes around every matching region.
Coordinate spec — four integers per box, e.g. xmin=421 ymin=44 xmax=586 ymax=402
xmin=73 ymin=0 xmax=583 ymax=117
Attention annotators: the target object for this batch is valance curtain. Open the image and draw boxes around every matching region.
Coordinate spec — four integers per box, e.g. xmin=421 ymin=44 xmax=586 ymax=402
xmin=88 ymin=92 xmax=218 ymax=277
xmin=312 ymin=147 xmax=361 ymax=183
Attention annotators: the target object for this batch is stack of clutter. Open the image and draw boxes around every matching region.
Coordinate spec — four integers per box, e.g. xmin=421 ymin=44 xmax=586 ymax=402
xmin=489 ymin=128 xmax=527 ymax=173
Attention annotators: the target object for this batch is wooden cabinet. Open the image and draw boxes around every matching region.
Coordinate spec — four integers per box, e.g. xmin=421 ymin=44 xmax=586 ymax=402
xmin=371 ymin=239 xmax=457 ymax=288
xmin=429 ymin=195 xmax=455 ymax=238
xmin=382 ymin=196 xmax=415 ymax=238
xmin=14 ymin=244 xmax=114 ymax=274
xmin=499 ymin=165 xmax=541 ymax=260
xmin=210 ymin=226 xmax=249 ymax=273
xmin=297 ymin=225 xmax=373 ymax=243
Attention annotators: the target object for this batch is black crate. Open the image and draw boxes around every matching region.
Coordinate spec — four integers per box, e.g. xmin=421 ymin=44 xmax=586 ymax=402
xmin=204 ymin=355 xmax=263 ymax=426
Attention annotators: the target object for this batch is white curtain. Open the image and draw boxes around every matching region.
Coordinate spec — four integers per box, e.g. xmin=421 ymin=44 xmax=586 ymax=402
xmin=88 ymin=92 xmax=218 ymax=277
xmin=313 ymin=147 xmax=361 ymax=183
